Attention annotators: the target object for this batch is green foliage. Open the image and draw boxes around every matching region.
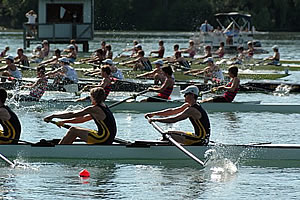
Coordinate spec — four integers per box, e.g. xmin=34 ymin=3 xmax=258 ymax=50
xmin=0 ymin=0 xmax=299 ymax=31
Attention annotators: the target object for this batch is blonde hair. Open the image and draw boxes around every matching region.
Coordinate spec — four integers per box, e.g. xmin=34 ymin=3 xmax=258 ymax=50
xmin=90 ymin=87 xmax=105 ymax=105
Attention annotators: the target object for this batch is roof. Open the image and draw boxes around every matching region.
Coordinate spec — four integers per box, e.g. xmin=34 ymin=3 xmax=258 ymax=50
xmin=214 ymin=12 xmax=252 ymax=20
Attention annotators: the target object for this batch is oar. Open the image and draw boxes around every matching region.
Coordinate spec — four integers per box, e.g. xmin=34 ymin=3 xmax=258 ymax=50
xmin=48 ymin=120 xmax=131 ymax=145
xmin=0 ymin=153 xmax=15 ymax=168
xmin=146 ymin=116 xmax=205 ymax=166
xmin=108 ymin=90 xmax=148 ymax=108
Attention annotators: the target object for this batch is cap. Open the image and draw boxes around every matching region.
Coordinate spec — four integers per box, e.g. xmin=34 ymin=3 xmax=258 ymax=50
xmin=181 ymin=85 xmax=199 ymax=96
xmin=36 ymin=45 xmax=42 ymax=49
xmin=58 ymin=57 xmax=70 ymax=63
xmin=152 ymin=59 xmax=164 ymax=66
xmin=135 ymin=44 xmax=142 ymax=48
xmin=102 ymin=59 xmax=114 ymax=65
xmin=272 ymin=45 xmax=278 ymax=49
xmin=68 ymin=45 xmax=75 ymax=49
xmin=42 ymin=40 xmax=48 ymax=44
xmin=247 ymin=41 xmax=253 ymax=45
xmin=4 ymin=55 xmax=14 ymax=61
xmin=203 ymin=57 xmax=214 ymax=63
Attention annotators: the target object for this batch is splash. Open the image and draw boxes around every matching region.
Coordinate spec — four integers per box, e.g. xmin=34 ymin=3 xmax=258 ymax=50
xmin=273 ymin=84 xmax=292 ymax=96
xmin=203 ymin=147 xmax=238 ymax=179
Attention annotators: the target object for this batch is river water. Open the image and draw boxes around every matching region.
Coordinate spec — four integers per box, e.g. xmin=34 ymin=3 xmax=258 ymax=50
xmin=1 ymin=31 xmax=300 ymax=199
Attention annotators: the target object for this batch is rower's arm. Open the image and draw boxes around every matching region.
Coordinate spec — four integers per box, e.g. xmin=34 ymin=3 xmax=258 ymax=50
xmin=59 ymin=115 xmax=93 ymax=124
xmin=150 ymin=107 xmax=192 ymax=123
xmin=44 ymin=106 xmax=93 ymax=122
xmin=146 ymin=103 xmax=189 ymax=117
xmin=222 ymin=77 xmax=240 ymax=92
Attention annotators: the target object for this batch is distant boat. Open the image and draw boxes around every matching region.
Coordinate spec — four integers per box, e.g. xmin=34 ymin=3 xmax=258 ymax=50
xmin=192 ymin=12 xmax=265 ymax=51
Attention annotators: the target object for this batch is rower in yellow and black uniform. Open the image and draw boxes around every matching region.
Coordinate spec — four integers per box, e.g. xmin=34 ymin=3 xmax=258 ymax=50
xmin=145 ymin=85 xmax=210 ymax=145
xmin=44 ymin=87 xmax=117 ymax=144
xmin=0 ymin=88 xmax=21 ymax=144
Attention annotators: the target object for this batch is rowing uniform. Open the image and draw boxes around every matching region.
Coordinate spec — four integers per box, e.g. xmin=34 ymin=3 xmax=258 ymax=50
xmin=141 ymin=59 xmax=152 ymax=71
xmin=171 ymin=103 xmax=210 ymax=145
xmin=87 ymin=104 xmax=117 ymax=144
xmin=212 ymin=69 xmax=224 ymax=82
xmin=212 ymin=78 xmax=238 ymax=102
xmin=63 ymin=65 xmax=78 ymax=84
xmin=0 ymin=105 xmax=21 ymax=144
xmin=29 ymin=77 xmax=48 ymax=100
xmin=178 ymin=60 xmax=191 ymax=70
xmin=8 ymin=68 xmax=22 ymax=79
xmin=147 ymin=78 xmax=174 ymax=102
xmin=103 ymin=80 xmax=112 ymax=99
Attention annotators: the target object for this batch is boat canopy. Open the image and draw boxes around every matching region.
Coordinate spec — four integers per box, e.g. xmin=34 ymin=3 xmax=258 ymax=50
xmin=214 ymin=12 xmax=252 ymax=32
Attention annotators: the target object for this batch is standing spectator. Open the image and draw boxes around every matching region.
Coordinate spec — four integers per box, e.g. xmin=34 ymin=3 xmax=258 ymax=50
xmin=200 ymin=20 xmax=213 ymax=32
xmin=25 ymin=10 xmax=37 ymax=37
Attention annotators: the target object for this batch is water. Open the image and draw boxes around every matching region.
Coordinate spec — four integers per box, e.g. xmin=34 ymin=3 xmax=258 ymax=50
xmin=1 ymin=31 xmax=300 ymax=199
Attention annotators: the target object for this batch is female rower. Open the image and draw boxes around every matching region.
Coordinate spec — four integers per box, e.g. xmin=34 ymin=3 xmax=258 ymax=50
xmin=264 ymin=45 xmax=280 ymax=65
xmin=46 ymin=57 xmax=78 ymax=85
xmin=18 ymin=66 xmax=48 ymax=101
xmin=14 ymin=48 xmax=30 ymax=67
xmin=185 ymin=57 xmax=224 ymax=84
xmin=143 ymin=65 xmax=174 ymax=102
xmin=44 ymin=87 xmax=117 ymax=145
xmin=145 ymin=85 xmax=210 ymax=145
xmin=76 ymin=65 xmax=112 ymax=100
xmin=214 ymin=42 xmax=225 ymax=58
xmin=201 ymin=65 xmax=239 ymax=103
xmin=136 ymin=59 xmax=166 ymax=85
xmin=120 ymin=50 xmax=152 ymax=71
xmin=149 ymin=40 xmax=165 ymax=58
xmin=0 ymin=56 xmax=22 ymax=79
xmin=0 ymin=88 xmax=21 ymax=144
xmin=180 ymin=40 xmax=196 ymax=58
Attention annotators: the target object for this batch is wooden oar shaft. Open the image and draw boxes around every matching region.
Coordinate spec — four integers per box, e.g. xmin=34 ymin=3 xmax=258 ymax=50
xmin=0 ymin=153 xmax=15 ymax=168
xmin=147 ymin=117 xmax=205 ymax=166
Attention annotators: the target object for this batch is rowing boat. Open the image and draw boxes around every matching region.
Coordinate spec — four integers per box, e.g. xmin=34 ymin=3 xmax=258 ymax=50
xmin=0 ymin=140 xmax=299 ymax=163
xmin=8 ymin=99 xmax=300 ymax=113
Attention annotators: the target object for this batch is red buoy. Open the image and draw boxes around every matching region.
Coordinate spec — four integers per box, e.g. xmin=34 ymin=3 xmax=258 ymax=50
xmin=79 ymin=169 xmax=90 ymax=177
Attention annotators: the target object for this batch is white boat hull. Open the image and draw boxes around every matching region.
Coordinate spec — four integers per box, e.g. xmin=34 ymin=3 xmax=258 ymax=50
xmin=0 ymin=143 xmax=299 ymax=162
xmin=10 ymin=100 xmax=300 ymax=114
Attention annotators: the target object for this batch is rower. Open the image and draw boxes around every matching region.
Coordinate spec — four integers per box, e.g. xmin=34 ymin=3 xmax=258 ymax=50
xmin=264 ymin=45 xmax=280 ymax=66
xmin=149 ymin=40 xmax=165 ymax=58
xmin=244 ymin=41 xmax=254 ymax=59
xmin=185 ymin=57 xmax=224 ymax=84
xmin=180 ymin=40 xmax=196 ymax=58
xmin=14 ymin=48 xmax=30 ymax=67
xmin=0 ymin=56 xmax=22 ymax=79
xmin=120 ymin=50 xmax=152 ymax=71
xmin=201 ymin=65 xmax=240 ymax=103
xmin=44 ymin=87 xmax=117 ymax=145
xmin=39 ymin=49 xmax=62 ymax=69
xmin=76 ymin=65 xmax=112 ymax=100
xmin=17 ymin=66 xmax=48 ymax=101
xmin=142 ymin=65 xmax=174 ymax=102
xmin=196 ymin=45 xmax=212 ymax=62
xmin=136 ymin=59 xmax=166 ymax=85
xmin=0 ymin=88 xmax=21 ymax=144
xmin=214 ymin=42 xmax=225 ymax=58
xmin=46 ymin=57 xmax=78 ymax=85
xmin=145 ymin=85 xmax=210 ymax=145
xmin=166 ymin=51 xmax=190 ymax=71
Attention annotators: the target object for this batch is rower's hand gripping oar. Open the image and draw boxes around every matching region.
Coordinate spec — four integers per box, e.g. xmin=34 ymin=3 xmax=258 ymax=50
xmin=146 ymin=116 xmax=205 ymax=166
